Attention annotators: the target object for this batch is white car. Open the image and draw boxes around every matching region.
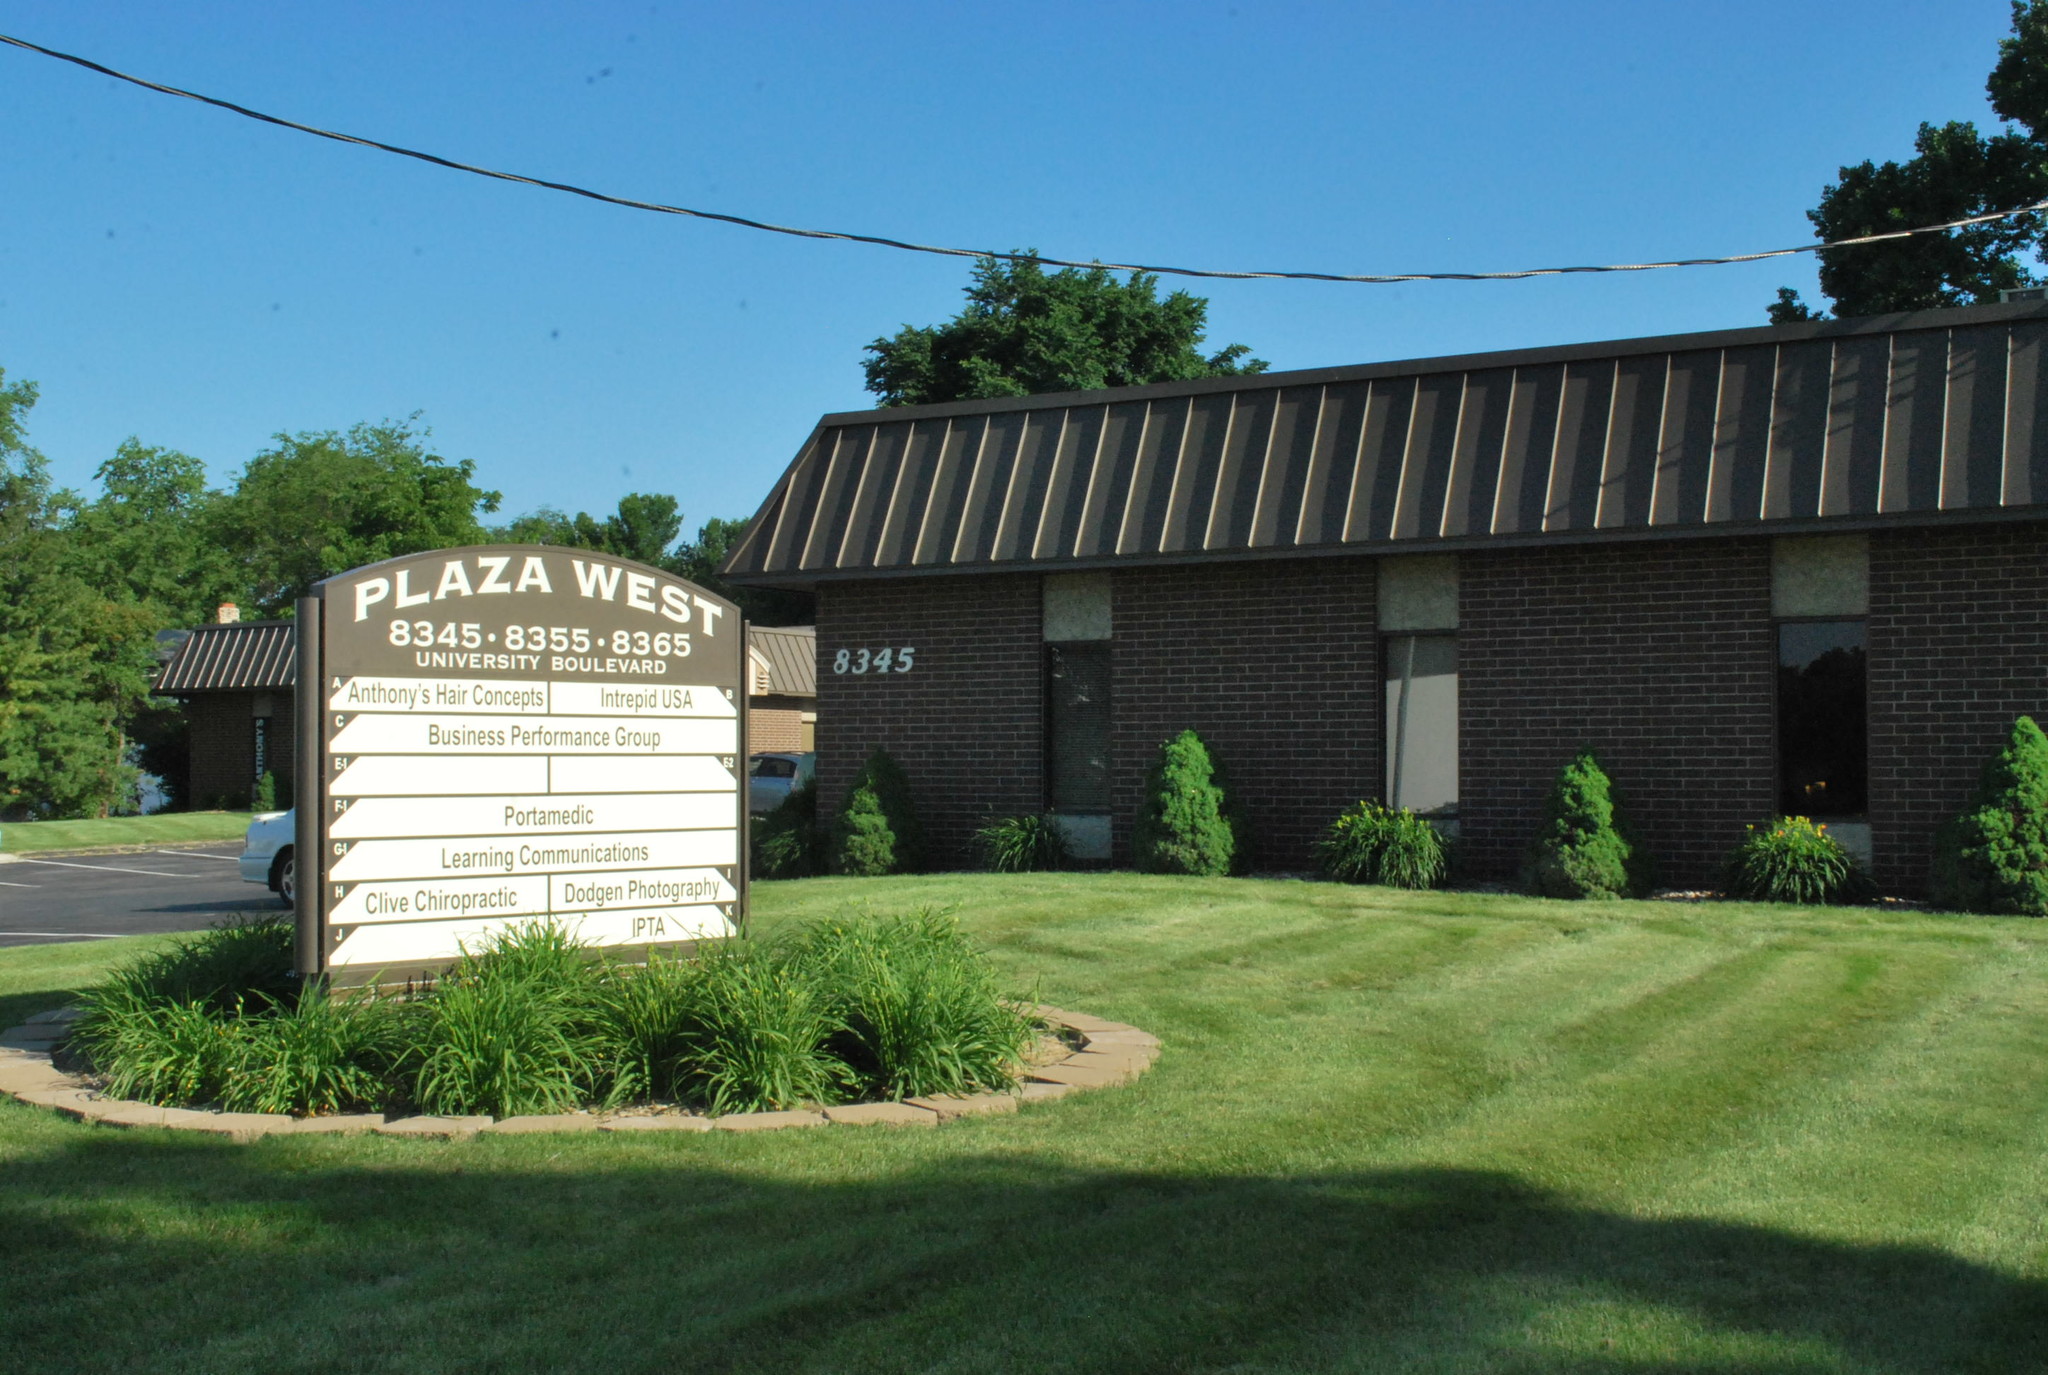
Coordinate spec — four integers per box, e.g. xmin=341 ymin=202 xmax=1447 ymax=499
xmin=240 ymin=809 xmax=297 ymax=908
xmin=747 ymin=752 xmax=815 ymax=814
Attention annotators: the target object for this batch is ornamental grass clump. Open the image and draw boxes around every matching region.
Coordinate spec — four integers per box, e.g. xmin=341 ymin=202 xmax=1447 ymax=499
xmin=1317 ymin=801 xmax=1448 ymax=889
xmin=832 ymin=748 xmax=925 ymax=876
xmin=1723 ymin=817 xmax=1875 ymax=905
xmin=1931 ymin=715 xmax=2048 ymax=916
xmin=1526 ymin=750 xmax=1647 ymax=899
xmin=789 ymin=908 xmax=1032 ymax=1101
xmin=409 ymin=920 xmax=606 ymax=1118
xmin=672 ymin=941 xmax=848 ymax=1114
xmin=219 ymin=984 xmax=399 ymax=1116
xmin=72 ymin=987 xmax=245 ymax=1106
xmin=975 ymin=813 xmax=1071 ymax=873
xmin=1135 ymin=729 xmax=1235 ymax=877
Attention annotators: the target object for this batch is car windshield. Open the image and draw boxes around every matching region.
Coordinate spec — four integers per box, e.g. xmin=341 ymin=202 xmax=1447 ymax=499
xmin=750 ymin=757 xmax=797 ymax=779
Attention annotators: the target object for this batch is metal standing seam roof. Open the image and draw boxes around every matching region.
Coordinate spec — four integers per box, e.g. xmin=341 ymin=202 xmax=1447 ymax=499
xmin=719 ymin=301 xmax=2048 ymax=585
xmin=156 ymin=621 xmax=298 ymax=693
xmin=747 ymin=625 xmax=817 ymax=698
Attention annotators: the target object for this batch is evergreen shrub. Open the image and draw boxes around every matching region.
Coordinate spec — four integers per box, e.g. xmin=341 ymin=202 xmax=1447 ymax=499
xmin=1134 ymin=729 xmax=1235 ymax=877
xmin=1931 ymin=715 xmax=2048 ymax=916
xmin=1317 ymin=801 xmax=1448 ymax=889
xmin=974 ymin=813 xmax=1071 ymax=872
xmin=251 ymin=771 xmax=277 ymax=812
xmin=1526 ymin=750 xmax=1645 ymax=899
xmin=832 ymin=748 xmax=924 ymax=876
xmin=1723 ymin=817 xmax=1875 ymax=905
xmin=753 ymin=778 xmax=824 ymax=878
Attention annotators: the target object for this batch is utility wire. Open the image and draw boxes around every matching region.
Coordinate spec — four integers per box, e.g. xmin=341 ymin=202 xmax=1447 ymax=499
xmin=8 ymin=28 xmax=2048 ymax=286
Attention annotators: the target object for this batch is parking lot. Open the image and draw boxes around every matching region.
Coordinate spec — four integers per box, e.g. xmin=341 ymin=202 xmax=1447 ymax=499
xmin=0 ymin=844 xmax=281 ymax=947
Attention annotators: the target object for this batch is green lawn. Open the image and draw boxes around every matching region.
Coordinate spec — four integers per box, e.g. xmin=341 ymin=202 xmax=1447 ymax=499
xmin=5 ymin=874 xmax=2048 ymax=1372
xmin=0 ymin=810 xmax=257 ymax=853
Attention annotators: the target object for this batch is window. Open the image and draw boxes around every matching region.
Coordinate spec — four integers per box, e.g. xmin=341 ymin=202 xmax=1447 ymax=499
xmin=1384 ymin=634 xmax=1457 ymax=816
xmin=749 ymin=756 xmax=798 ymax=780
xmin=1046 ymin=642 xmax=1111 ymax=813
xmin=1777 ymin=621 xmax=1867 ymax=818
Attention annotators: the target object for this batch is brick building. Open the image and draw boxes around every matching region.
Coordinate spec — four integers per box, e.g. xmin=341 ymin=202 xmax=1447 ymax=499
xmin=719 ymin=302 xmax=2048 ymax=891
xmin=155 ymin=616 xmax=297 ymax=810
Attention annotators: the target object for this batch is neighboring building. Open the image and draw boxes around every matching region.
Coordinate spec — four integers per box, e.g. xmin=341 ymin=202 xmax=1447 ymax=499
xmin=155 ymin=612 xmax=297 ymax=809
xmin=719 ymin=301 xmax=2048 ymax=891
xmin=155 ymin=614 xmax=815 ymax=805
xmin=748 ymin=625 xmax=818 ymax=752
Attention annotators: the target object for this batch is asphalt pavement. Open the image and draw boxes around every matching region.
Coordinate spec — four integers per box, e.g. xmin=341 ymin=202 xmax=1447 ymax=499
xmin=0 ymin=844 xmax=283 ymax=947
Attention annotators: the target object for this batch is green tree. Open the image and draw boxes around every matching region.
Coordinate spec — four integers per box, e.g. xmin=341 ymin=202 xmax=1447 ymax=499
xmin=62 ymin=440 xmax=235 ymax=629
xmin=1774 ymin=3 xmax=2048 ymax=320
xmin=1134 ymin=729 xmax=1236 ymax=877
xmin=493 ymin=492 xmax=685 ymax=568
xmin=863 ymin=254 xmax=1266 ymax=406
xmin=213 ymin=418 xmax=501 ymax=617
xmin=0 ymin=373 xmax=157 ymax=818
xmin=1931 ymin=716 xmax=2048 ymax=915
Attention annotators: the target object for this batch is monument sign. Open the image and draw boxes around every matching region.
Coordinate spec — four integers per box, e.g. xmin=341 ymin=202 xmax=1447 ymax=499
xmin=294 ymin=546 xmax=745 ymax=983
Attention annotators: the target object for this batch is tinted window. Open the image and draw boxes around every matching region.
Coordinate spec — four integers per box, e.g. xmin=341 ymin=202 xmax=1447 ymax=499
xmin=1778 ymin=621 xmax=1866 ymax=817
xmin=1047 ymin=642 xmax=1111 ymax=812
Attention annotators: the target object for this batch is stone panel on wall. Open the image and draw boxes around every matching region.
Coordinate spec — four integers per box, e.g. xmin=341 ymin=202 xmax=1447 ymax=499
xmin=1459 ymin=538 xmax=1776 ymax=887
xmin=1868 ymin=521 xmax=2048 ymax=892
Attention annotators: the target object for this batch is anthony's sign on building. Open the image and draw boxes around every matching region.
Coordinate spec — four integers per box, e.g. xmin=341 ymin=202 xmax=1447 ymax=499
xmin=293 ymin=546 xmax=745 ymax=983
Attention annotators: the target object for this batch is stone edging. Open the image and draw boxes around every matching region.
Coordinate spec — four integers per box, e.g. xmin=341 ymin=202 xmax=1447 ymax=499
xmin=0 ymin=1004 xmax=1158 ymax=1141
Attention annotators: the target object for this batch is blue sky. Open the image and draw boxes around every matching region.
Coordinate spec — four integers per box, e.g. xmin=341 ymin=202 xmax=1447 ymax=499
xmin=0 ymin=1 xmax=2021 ymax=530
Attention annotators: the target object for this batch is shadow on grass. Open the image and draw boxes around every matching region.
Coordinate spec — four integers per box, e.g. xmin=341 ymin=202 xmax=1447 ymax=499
xmin=2 ymin=1131 xmax=2043 ymax=1374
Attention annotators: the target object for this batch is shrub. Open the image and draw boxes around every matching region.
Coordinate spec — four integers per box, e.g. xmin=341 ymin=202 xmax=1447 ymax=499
xmin=72 ymin=988 xmax=244 ymax=1106
xmin=596 ymin=950 xmax=701 ymax=1104
xmin=753 ymin=778 xmax=825 ymax=878
xmin=832 ymin=748 xmax=924 ymax=876
xmin=251 ymin=771 xmax=278 ymax=812
xmin=98 ymin=915 xmax=296 ymax=1016
xmin=1526 ymin=750 xmax=1644 ymax=899
xmin=975 ymin=813 xmax=1070 ymax=872
xmin=1134 ymin=729 xmax=1235 ymax=877
xmin=789 ymin=908 xmax=1031 ymax=1100
xmin=1723 ymin=817 xmax=1875 ymax=905
xmin=409 ymin=921 xmax=605 ymax=1117
xmin=220 ymin=984 xmax=398 ymax=1116
xmin=673 ymin=941 xmax=848 ymax=1114
xmin=1317 ymin=802 xmax=1448 ymax=889
xmin=1931 ymin=715 xmax=2048 ymax=916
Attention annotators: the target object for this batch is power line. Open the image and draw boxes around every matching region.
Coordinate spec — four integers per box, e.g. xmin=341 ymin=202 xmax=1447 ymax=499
xmin=7 ymin=28 xmax=2048 ymax=287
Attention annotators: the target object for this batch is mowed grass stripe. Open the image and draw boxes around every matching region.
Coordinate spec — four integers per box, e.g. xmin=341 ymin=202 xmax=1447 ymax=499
xmin=1657 ymin=938 xmax=2048 ymax=1255
xmin=1388 ymin=934 xmax=1978 ymax=1186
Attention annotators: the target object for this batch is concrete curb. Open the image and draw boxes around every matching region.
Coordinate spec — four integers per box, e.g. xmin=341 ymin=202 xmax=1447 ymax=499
xmin=0 ymin=1004 xmax=1157 ymax=1141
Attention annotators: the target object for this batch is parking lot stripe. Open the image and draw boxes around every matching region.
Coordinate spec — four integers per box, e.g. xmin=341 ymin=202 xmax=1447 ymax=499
xmin=0 ymin=931 xmax=125 ymax=939
xmin=156 ymin=850 xmax=238 ymax=860
xmin=11 ymin=858 xmax=200 ymax=878
xmin=0 ymin=880 xmax=40 ymax=888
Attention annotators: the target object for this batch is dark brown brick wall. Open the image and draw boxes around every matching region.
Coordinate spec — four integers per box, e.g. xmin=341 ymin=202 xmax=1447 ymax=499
xmin=1459 ymin=538 xmax=1776 ymax=887
xmin=1869 ymin=521 xmax=2048 ymax=891
xmin=183 ymin=692 xmax=294 ymax=809
xmin=815 ymin=576 xmax=1043 ymax=867
xmin=1111 ymin=559 xmax=1380 ymax=870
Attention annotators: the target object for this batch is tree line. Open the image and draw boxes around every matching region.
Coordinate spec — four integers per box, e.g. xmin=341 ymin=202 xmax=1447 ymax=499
xmin=0 ymin=369 xmax=806 ymax=820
